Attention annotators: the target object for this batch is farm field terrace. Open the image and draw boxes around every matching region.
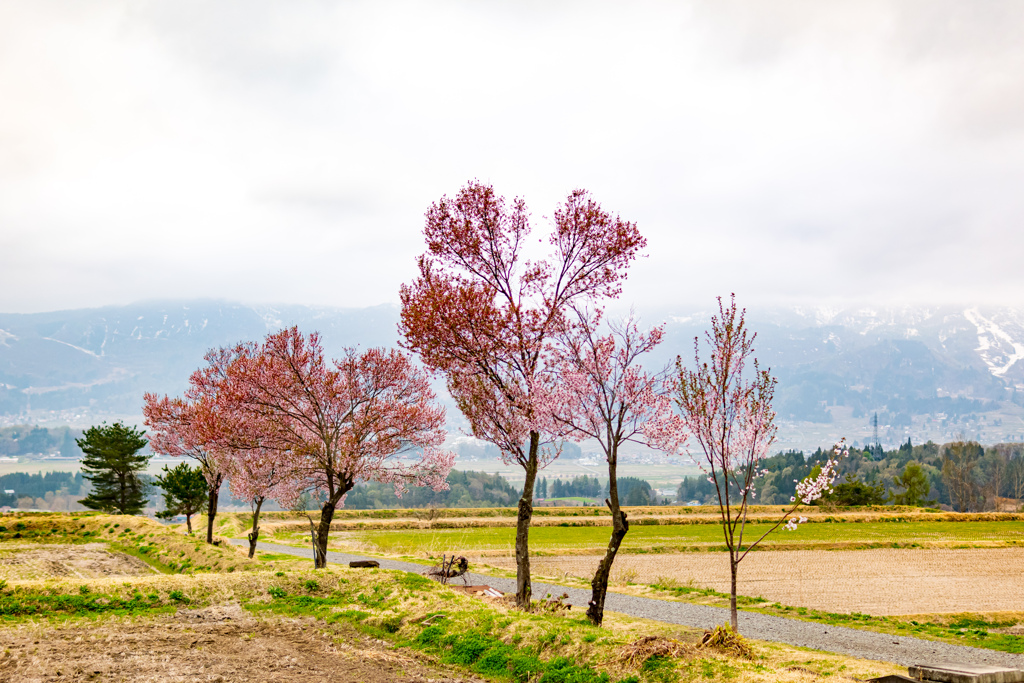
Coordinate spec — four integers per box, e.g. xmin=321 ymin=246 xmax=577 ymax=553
xmin=0 ymin=512 xmax=911 ymax=683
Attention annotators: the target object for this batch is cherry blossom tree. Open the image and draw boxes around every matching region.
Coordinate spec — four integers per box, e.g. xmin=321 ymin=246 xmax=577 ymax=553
xmin=535 ymin=311 xmax=686 ymax=625
xmin=400 ymin=181 xmax=646 ymax=608
xmin=143 ymin=394 xmax=227 ymax=544
xmin=673 ymin=296 xmax=844 ymax=632
xmin=205 ymin=327 xmax=454 ymax=568
xmin=224 ymin=444 xmax=296 ymax=558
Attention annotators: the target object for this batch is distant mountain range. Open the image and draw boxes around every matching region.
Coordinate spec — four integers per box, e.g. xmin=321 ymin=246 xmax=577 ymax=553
xmin=0 ymin=301 xmax=402 ymax=419
xmin=2 ymin=300 xmax=1023 ymax=447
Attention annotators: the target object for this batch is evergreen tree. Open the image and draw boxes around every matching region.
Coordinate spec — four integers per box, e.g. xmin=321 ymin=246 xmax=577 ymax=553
xmin=890 ymin=461 xmax=935 ymax=507
xmin=154 ymin=462 xmax=209 ymax=534
xmin=77 ymin=422 xmax=151 ymax=515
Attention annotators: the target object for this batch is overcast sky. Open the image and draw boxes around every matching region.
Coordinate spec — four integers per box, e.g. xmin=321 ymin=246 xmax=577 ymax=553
xmin=2 ymin=1 xmax=1023 ymax=314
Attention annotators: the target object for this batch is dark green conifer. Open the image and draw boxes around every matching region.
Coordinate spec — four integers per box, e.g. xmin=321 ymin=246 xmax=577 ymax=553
xmin=154 ymin=462 xmax=209 ymax=534
xmin=77 ymin=422 xmax=150 ymax=515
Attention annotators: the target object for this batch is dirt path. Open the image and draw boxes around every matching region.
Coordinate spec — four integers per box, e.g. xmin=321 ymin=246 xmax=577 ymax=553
xmin=477 ymin=547 xmax=1024 ymax=615
xmin=0 ymin=604 xmax=484 ymax=683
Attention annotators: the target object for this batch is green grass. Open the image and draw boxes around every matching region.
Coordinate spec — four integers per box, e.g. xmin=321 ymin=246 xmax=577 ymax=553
xmin=248 ymin=584 xmax=640 ymax=682
xmin=0 ymin=586 xmax=176 ymax=621
xmin=350 ymin=520 xmax=1024 ymax=555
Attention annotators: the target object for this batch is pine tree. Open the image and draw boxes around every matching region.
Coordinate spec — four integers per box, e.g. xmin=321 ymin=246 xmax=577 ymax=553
xmin=77 ymin=422 xmax=151 ymax=515
xmin=154 ymin=462 xmax=209 ymax=534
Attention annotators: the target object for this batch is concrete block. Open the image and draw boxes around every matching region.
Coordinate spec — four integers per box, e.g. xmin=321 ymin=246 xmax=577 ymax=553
xmin=907 ymin=663 xmax=1024 ymax=683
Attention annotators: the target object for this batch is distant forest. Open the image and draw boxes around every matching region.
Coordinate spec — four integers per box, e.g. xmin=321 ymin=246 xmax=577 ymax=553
xmin=0 ymin=425 xmax=82 ymax=457
xmin=676 ymin=440 xmax=1024 ymax=511
xmin=537 ymin=475 xmax=656 ymax=506
xmin=0 ymin=471 xmax=87 ymax=510
xmin=342 ymin=470 xmax=519 ymax=509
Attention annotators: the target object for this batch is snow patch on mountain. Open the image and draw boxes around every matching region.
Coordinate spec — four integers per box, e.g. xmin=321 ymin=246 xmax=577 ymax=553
xmin=0 ymin=329 xmax=16 ymax=347
xmin=42 ymin=337 xmax=101 ymax=359
xmin=963 ymin=308 xmax=1024 ymax=378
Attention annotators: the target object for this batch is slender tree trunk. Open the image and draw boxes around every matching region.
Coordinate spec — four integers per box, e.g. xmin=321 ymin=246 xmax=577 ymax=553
xmin=247 ymin=497 xmax=264 ymax=559
xmin=587 ymin=448 xmax=628 ymax=626
xmin=515 ymin=431 xmax=540 ymax=610
xmin=314 ymin=484 xmax=352 ymax=569
xmin=729 ymin=554 xmax=739 ymax=632
xmin=206 ymin=473 xmax=223 ymax=545
xmin=185 ymin=513 xmax=193 ymax=535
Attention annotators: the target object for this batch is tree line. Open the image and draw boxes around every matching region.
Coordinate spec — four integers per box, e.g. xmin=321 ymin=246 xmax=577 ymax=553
xmin=0 ymin=471 xmax=86 ymax=510
xmin=0 ymin=425 xmax=81 ymax=457
xmin=537 ymin=475 xmax=656 ymax=506
xmin=674 ymin=438 xmax=1024 ymax=511
xmin=343 ymin=470 xmax=518 ymax=509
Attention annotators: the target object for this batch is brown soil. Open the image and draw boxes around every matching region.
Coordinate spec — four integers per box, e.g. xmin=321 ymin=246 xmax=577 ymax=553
xmin=479 ymin=547 xmax=1024 ymax=616
xmin=0 ymin=543 xmax=156 ymax=582
xmin=0 ymin=605 xmax=484 ymax=683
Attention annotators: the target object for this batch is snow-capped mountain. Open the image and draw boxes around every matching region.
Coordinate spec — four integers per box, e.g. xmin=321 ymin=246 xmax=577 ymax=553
xmin=0 ymin=300 xmax=402 ymax=420
xmin=2 ymin=301 xmax=1023 ymax=440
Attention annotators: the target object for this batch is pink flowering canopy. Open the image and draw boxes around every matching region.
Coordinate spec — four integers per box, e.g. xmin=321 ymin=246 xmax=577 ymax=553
xmin=534 ymin=311 xmax=687 ymax=461
xmin=674 ymin=295 xmax=846 ymax=549
xmin=142 ymin=393 xmax=227 ymax=487
xmin=399 ymin=181 xmax=648 ymax=467
xmin=197 ymin=327 xmax=454 ymax=509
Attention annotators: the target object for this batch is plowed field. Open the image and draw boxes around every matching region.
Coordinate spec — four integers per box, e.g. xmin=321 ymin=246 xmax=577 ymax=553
xmin=478 ymin=547 xmax=1024 ymax=616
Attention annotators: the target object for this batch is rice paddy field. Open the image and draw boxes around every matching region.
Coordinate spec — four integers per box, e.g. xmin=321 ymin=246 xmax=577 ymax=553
xmin=240 ymin=507 xmax=1024 ymax=618
xmin=342 ymin=519 xmax=1024 ymax=556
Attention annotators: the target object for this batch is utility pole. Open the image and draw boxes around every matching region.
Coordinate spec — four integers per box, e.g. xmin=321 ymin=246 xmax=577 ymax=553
xmin=870 ymin=412 xmax=882 ymax=460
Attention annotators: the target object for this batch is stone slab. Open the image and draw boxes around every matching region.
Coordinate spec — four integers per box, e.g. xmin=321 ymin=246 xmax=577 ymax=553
xmin=908 ymin=662 xmax=1024 ymax=683
xmin=348 ymin=560 xmax=379 ymax=568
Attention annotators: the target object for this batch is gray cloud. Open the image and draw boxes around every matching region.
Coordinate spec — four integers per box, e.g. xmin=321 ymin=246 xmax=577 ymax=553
xmin=2 ymin=0 xmax=1024 ymax=313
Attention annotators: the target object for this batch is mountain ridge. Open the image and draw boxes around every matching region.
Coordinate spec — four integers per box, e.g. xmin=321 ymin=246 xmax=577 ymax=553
xmin=2 ymin=300 xmax=1023 ymax=449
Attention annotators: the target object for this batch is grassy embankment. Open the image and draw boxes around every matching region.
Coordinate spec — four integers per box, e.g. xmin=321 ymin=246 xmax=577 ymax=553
xmin=0 ymin=511 xmax=301 ymax=575
xmin=0 ymin=510 xmax=912 ymax=682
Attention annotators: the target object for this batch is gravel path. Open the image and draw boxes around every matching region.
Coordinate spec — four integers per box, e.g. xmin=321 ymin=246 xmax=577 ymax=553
xmin=233 ymin=539 xmax=1024 ymax=670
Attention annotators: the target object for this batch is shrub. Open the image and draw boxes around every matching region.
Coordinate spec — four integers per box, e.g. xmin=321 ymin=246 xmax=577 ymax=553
xmin=168 ymin=590 xmax=189 ymax=604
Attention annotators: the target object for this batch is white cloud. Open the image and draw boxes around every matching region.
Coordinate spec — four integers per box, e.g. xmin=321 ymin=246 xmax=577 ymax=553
xmin=2 ymin=0 xmax=1024 ymax=313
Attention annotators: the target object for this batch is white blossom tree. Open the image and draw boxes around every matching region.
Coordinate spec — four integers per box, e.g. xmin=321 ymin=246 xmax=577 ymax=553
xmin=673 ymin=295 xmax=845 ymax=632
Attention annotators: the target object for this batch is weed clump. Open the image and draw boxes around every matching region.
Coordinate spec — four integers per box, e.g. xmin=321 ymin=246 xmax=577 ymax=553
xmin=699 ymin=625 xmax=753 ymax=659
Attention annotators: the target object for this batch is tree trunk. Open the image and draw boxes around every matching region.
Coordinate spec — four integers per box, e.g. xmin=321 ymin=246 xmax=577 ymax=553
xmin=314 ymin=484 xmax=351 ymax=569
xmin=729 ymin=555 xmax=739 ymax=632
xmin=206 ymin=473 xmax=223 ymax=545
xmin=514 ymin=431 xmax=540 ymax=610
xmin=185 ymin=513 xmax=193 ymax=535
xmin=247 ymin=497 xmax=264 ymax=559
xmin=587 ymin=447 xmax=627 ymax=626
xmin=587 ymin=507 xmax=628 ymax=626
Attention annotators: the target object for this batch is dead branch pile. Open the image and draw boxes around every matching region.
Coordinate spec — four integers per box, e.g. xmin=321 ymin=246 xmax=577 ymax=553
xmin=617 ymin=636 xmax=693 ymax=669
xmin=537 ymin=592 xmax=572 ymax=613
xmin=426 ymin=555 xmax=468 ymax=584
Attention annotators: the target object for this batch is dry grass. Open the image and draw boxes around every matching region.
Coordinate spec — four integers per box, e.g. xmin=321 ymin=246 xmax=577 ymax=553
xmin=0 ymin=511 xmax=297 ymax=580
xmin=699 ymin=625 xmax=755 ymax=659
xmin=618 ymin=635 xmax=696 ymax=668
